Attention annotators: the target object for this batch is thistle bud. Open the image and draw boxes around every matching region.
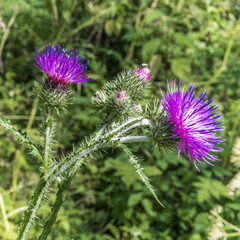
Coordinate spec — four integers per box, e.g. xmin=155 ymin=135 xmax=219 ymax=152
xmin=92 ymin=68 xmax=152 ymax=118
xmin=145 ymin=99 xmax=179 ymax=151
xmin=135 ymin=66 xmax=151 ymax=82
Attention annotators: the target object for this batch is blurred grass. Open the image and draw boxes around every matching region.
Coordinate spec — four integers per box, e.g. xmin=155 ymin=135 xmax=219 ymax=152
xmin=0 ymin=0 xmax=240 ymax=239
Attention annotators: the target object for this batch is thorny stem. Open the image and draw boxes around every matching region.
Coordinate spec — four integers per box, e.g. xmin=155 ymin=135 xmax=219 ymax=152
xmin=119 ymin=143 xmax=164 ymax=207
xmin=44 ymin=109 xmax=54 ymax=178
xmin=17 ymin=141 xmax=101 ymax=240
xmin=38 ymin=167 xmax=77 ymax=240
xmin=113 ymin=135 xmax=150 ymax=143
xmin=115 ymin=118 xmax=151 ymax=138
xmin=38 ymin=122 xmax=111 ymax=240
xmin=93 ymin=114 xmax=113 ymax=141
xmin=17 ymin=178 xmax=47 ymax=240
xmin=37 ymin=117 xmax=150 ymax=239
xmin=18 ymin=116 xmax=146 ymax=240
xmin=38 ymin=161 xmax=82 ymax=240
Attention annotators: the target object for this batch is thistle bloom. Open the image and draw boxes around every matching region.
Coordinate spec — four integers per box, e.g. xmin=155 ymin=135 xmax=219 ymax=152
xmin=34 ymin=44 xmax=94 ymax=87
xmin=136 ymin=67 xmax=151 ymax=82
xmin=161 ymin=81 xmax=224 ymax=171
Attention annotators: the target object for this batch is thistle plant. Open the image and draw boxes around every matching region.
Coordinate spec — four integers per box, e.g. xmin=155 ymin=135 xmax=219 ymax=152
xmin=0 ymin=44 xmax=225 ymax=239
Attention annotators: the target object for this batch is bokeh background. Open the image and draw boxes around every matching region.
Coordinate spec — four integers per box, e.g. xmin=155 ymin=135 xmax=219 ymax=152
xmin=0 ymin=0 xmax=240 ymax=239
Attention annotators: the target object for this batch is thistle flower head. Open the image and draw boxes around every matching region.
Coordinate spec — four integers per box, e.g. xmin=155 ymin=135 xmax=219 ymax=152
xmin=136 ymin=66 xmax=151 ymax=82
xmin=34 ymin=44 xmax=95 ymax=87
xmin=161 ymin=81 xmax=225 ymax=171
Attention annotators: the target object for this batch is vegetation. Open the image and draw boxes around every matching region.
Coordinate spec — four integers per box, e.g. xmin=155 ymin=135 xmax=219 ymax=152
xmin=0 ymin=0 xmax=240 ymax=239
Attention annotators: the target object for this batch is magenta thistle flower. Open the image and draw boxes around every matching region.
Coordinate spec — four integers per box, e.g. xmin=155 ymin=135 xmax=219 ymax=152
xmin=136 ymin=67 xmax=151 ymax=82
xmin=161 ymin=81 xmax=224 ymax=171
xmin=34 ymin=44 xmax=94 ymax=87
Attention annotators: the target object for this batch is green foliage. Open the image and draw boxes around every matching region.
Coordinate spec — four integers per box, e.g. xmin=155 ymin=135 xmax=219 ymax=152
xmin=0 ymin=116 xmax=43 ymax=164
xmin=0 ymin=0 xmax=240 ymax=239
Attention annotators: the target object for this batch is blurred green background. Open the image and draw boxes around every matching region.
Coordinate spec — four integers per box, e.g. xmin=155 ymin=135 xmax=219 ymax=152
xmin=0 ymin=0 xmax=240 ymax=239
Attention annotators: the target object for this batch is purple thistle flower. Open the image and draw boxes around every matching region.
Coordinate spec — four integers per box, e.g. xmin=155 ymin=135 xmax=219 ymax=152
xmin=161 ymin=81 xmax=225 ymax=171
xmin=34 ymin=44 xmax=95 ymax=87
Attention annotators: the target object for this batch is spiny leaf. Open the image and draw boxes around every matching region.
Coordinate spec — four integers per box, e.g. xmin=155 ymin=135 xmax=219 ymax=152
xmin=119 ymin=143 xmax=164 ymax=207
xmin=0 ymin=116 xmax=44 ymax=165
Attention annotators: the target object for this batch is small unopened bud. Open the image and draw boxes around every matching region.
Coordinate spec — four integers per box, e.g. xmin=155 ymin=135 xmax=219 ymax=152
xmin=136 ymin=66 xmax=151 ymax=82
xmin=116 ymin=91 xmax=126 ymax=101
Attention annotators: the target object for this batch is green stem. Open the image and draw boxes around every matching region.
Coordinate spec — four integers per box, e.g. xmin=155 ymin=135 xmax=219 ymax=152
xmin=0 ymin=193 xmax=10 ymax=231
xmin=44 ymin=109 xmax=54 ymax=177
xmin=38 ymin=118 xmax=113 ymax=240
xmin=38 ymin=119 xmax=152 ymax=239
xmin=17 ymin=117 xmax=146 ymax=240
xmin=17 ymin=135 xmax=104 ymax=240
xmin=114 ymin=135 xmax=150 ymax=143
xmin=38 ymin=163 xmax=81 ymax=240
xmin=17 ymin=178 xmax=47 ymax=240
xmin=196 ymin=18 xmax=239 ymax=87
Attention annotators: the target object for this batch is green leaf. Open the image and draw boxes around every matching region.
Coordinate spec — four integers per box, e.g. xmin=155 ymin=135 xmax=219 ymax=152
xmin=0 ymin=116 xmax=43 ymax=165
xmin=149 ymin=55 xmax=161 ymax=79
xmin=171 ymin=58 xmax=192 ymax=82
xmin=142 ymin=198 xmax=157 ymax=217
xmin=128 ymin=192 xmax=143 ymax=207
xmin=144 ymin=166 xmax=162 ymax=176
xmin=144 ymin=10 xmax=164 ymax=25
xmin=142 ymin=38 xmax=161 ymax=61
xmin=174 ymin=33 xmax=195 ymax=49
xmin=197 ymin=189 xmax=210 ymax=203
xmin=189 ymin=233 xmax=202 ymax=240
xmin=226 ymin=203 xmax=240 ymax=211
xmin=105 ymin=20 xmax=115 ymax=36
xmin=195 ymin=212 xmax=209 ymax=224
xmin=112 ymin=159 xmax=137 ymax=188
xmin=108 ymin=224 xmax=120 ymax=239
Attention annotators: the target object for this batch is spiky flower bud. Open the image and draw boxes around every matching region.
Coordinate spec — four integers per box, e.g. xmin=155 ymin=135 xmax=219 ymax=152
xmin=92 ymin=67 xmax=151 ymax=118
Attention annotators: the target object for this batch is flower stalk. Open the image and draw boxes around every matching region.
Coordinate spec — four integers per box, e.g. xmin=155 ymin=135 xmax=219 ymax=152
xmin=17 ymin=116 xmax=147 ymax=240
xmin=43 ymin=109 xmax=54 ymax=177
